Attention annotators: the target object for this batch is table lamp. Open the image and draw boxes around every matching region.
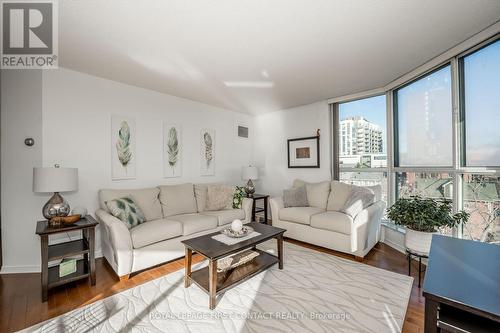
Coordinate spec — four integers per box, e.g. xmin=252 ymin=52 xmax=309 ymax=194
xmin=33 ymin=165 xmax=78 ymax=220
xmin=242 ymin=166 xmax=258 ymax=197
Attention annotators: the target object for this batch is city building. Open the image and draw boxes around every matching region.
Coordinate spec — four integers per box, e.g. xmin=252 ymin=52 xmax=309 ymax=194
xmin=339 ymin=116 xmax=383 ymax=156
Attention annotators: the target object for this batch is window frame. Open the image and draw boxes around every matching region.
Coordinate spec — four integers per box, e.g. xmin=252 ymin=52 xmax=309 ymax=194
xmin=333 ymin=94 xmax=391 ymax=219
xmin=331 ymin=34 xmax=500 ymax=239
xmin=393 ymin=62 xmax=454 ymax=169
xmin=335 ymin=93 xmax=389 ymax=173
xmin=458 ymin=37 xmax=500 ymax=169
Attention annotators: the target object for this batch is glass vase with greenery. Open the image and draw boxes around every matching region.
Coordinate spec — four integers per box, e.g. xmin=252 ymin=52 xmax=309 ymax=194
xmin=387 ymin=195 xmax=469 ymax=232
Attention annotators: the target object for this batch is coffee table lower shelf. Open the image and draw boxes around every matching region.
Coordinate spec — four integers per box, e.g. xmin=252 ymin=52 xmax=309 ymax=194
xmin=189 ymin=249 xmax=278 ymax=295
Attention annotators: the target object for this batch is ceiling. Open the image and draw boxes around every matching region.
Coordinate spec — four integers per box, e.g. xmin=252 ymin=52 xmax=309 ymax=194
xmin=59 ymin=0 xmax=500 ymax=115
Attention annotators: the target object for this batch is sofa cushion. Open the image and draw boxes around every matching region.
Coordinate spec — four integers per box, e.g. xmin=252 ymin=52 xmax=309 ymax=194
xmin=170 ymin=213 xmax=218 ymax=236
xmin=159 ymin=183 xmax=197 ymax=217
xmin=201 ymin=209 xmax=245 ymax=226
xmin=130 ymin=219 xmax=182 ymax=248
xmin=293 ymin=179 xmax=330 ymax=209
xmin=193 ymin=183 xmax=221 ymax=212
xmin=99 ymin=187 xmax=162 ymax=221
xmin=279 ymin=207 xmax=324 ymax=225
xmin=310 ymin=211 xmax=353 ymax=235
xmin=327 ymin=181 xmax=354 ymax=211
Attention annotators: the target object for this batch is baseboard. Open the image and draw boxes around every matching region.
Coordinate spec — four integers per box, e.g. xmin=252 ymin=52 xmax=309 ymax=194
xmin=0 ymin=250 xmax=104 ymax=274
xmin=0 ymin=265 xmax=40 ymax=274
xmin=382 ymin=238 xmax=406 ymax=254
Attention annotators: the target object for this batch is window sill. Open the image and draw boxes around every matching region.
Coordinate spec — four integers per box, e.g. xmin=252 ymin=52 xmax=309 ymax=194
xmin=381 ymin=221 xmax=406 ymax=234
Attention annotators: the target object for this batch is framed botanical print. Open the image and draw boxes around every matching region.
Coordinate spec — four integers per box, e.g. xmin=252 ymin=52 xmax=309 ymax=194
xmin=200 ymin=128 xmax=215 ymax=176
xmin=111 ymin=116 xmax=136 ymax=180
xmin=287 ymin=136 xmax=320 ymax=168
xmin=163 ymin=123 xmax=182 ymax=178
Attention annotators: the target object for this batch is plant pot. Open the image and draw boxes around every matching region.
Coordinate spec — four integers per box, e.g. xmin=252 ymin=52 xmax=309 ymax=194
xmin=405 ymin=228 xmax=435 ymax=255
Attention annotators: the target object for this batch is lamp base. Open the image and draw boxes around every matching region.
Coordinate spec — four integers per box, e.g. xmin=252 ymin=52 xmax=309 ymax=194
xmin=43 ymin=192 xmax=70 ymax=220
xmin=245 ymin=179 xmax=255 ymax=198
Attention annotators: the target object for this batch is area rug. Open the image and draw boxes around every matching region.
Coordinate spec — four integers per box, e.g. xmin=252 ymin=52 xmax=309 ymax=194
xmin=21 ymin=241 xmax=413 ymax=333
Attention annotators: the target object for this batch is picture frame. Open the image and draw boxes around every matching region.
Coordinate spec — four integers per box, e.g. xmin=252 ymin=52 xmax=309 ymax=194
xmin=163 ymin=122 xmax=182 ymax=178
xmin=111 ymin=116 xmax=136 ymax=180
xmin=200 ymin=128 xmax=215 ymax=176
xmin=287 ymin=136 xmax=320 ymax=168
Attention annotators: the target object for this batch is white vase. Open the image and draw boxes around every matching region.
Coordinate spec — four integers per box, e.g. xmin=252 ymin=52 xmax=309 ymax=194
xmin=405 ymin=229 xmax=434 ymax=255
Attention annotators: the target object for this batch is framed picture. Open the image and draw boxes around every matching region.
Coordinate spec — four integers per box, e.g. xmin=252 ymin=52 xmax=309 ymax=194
xmin=111 ymin=116 xmax=136 ymax=179
xmin=163 ymin=123 xmax=182 ymax=178
xmin=287 ymin=136 xmax=320 ymax=168
xmin=200 ymin=128 xmax=215 ymax=176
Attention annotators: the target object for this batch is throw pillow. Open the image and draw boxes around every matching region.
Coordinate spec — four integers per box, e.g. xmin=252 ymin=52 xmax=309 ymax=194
xmin=206 ymin=184 xmax=234 ymax=211
xmin=105 ymin=196 xmax=146 ymax=229
xmin=283 ymin=186 xmax=308 ymax=208
xmin=340 ymin=186 xmax=375 ymax=218
xmin=233 ymin=186 xmax=246 ymax=209
xmin=293 ymin=179 xmax=330 ymax=209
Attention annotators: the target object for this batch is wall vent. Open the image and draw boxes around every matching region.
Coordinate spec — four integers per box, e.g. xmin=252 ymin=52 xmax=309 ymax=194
xmin=238 ymin=125 xmax=249 ymax=138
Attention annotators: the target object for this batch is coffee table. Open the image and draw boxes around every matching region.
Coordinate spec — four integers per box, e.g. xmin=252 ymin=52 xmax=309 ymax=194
xmin=181 ymin=222 xmax=286 ymax=309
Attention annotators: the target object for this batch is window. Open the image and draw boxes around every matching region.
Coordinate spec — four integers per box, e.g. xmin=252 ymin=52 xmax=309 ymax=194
xmin=462 ymin=175 xmax=500 ymax=244
xmin=394 ymin=66 xmax=453 ymax=167
xmin=396 ymin=172 xmax=454 ymax=235
xmin=337 ymin=95 xmax=388 ymax=209
xmin=396 ymin=172 xmax=452 ymax=200
xmin=338 ymin=95 xmax=387 ymax=168
xmin=340 ymin=171 xmax=388 ymax=203
xmin=332 ymin=36 xmax=500 ymax=244
xmin=460 ymin=40 xmax=500 ymax=167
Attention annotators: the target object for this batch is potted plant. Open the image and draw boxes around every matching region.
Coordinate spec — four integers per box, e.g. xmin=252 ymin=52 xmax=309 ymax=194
xmin=387 ymin=196 xmax=469 ymax=254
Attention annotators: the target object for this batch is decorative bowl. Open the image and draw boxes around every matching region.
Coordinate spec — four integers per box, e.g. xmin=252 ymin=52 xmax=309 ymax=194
xmin=50 ymin=214 xmax=82 ymax=226
xmin=221 ymin=225 xmax=254 ymax=238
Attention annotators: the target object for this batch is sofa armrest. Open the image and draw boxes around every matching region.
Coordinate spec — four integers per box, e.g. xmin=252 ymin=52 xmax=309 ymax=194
xmin=269 ymin=197 xmax=284 ymax=224
xmin=242 ymin=197 xmax=253 ymax=223
xmin=95 ymin=209 xmax=133 ymax=277
xmin=351 ymin=201 xmax=386 ymax=254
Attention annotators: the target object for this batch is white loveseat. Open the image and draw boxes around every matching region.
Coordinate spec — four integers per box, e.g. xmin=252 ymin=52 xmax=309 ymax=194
xmin=270 ymin=179 xmax=385 ymax=259
xmin=96 ymin=183 xmax=252 ymax=279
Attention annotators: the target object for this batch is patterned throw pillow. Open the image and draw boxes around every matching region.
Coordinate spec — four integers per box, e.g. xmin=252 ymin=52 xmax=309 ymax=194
xmin=206 ymin=185 xmax=235 ymax=211
xmin=105 ymin=196 xmax=146 ymax=229
xmin=233 ymin=186 xmax=246 ymax=209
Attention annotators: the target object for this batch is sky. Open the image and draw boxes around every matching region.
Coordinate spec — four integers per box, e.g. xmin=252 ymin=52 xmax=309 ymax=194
xmin=463 ymin=39 xmax=500 ymax=166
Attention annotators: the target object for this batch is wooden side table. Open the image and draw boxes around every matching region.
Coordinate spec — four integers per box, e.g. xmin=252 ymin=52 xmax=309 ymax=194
xmin=35 ymin=215 xmax=98 ymax=302
xmin=251 ymin=194 xmax=269 ymax=224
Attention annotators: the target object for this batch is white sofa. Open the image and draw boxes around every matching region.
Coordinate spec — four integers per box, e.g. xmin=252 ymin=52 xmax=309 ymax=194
xmin=270 ymin=179 xmax=385 ymax=259
xmin=95 ymin=183 xmax=252 ymax=279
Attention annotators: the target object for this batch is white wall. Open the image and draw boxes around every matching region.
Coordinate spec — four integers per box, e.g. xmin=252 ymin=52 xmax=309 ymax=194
xmin=253 ymin=101 xmax=332 ymax=197
xmin=1 ymin=68 xmax=253 ymax=273
xmin=1 ymin=70 xmax=46 ymax=272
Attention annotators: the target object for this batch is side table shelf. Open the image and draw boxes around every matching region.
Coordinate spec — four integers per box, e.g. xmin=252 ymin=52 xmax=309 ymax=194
xmin=48 ymin=239 xmax=89 ymax=261
xmin=35 ymin=215 xmax=98 ymax=302
xmin=48 ymin=259 xmax=89 ymax=289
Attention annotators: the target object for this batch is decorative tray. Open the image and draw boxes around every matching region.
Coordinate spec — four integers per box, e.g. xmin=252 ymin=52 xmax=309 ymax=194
xmin=221 ymin=226 xmax=254 ymax=238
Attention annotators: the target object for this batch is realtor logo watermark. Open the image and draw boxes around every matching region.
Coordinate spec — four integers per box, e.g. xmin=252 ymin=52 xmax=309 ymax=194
xmin=1 ymin=0 xmax=58 ymax=69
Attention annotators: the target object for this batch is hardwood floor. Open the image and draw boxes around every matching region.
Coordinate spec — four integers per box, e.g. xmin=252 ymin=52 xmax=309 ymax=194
xmin=0 ymin=240 xmax=425 ymax=332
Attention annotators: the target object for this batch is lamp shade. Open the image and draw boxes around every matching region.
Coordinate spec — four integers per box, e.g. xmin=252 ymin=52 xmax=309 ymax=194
xmin=33 ymin=167 xmax=78 ymax=193
xmin=242 ymin=166 xmax=258 ymax=180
